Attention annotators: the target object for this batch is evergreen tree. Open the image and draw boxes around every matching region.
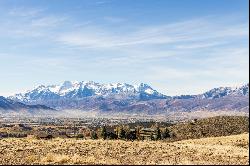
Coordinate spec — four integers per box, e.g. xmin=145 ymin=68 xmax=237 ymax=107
xmin=162 ymin=127 xmax=170 ymax=139
xmin=107 ymin=132 xmax=118 ymax=139
xmin=100 ymin=126 xmax=107 ymax=140
xmin=91 ymin=131 xmax=98 ymax=140
xmin=118 ymin=126 xmax=126 ymax=139
xmin=125 ymin=128 xmax=136 ymax=141
xmin=150 ymin=133 xmax=154 ymax=141
xmin=156 ymin=126 xmax=162 ymax=140
xmin=76 ymin=133 xmax=84 ymax=139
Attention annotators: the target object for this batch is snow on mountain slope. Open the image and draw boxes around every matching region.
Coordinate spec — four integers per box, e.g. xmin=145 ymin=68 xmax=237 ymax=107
xmin=6 ymin=83 xmax=249 ymax=113
xmin=9 ymin=81 xmax=168 ymax=102
xmin=200 ymin=83 xmax=249 ymax=99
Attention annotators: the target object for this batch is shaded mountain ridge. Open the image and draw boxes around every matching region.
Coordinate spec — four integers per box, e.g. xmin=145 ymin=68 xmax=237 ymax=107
xmin=0 ymin=96 xmax=54 ymax=113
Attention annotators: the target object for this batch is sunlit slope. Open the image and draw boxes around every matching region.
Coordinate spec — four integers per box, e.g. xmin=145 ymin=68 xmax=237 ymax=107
xmin=0 ymin=133 xmax=248 ymax=165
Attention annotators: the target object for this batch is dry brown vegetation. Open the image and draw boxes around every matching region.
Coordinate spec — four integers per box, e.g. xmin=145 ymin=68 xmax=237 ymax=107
xmin=0 ymin=133 xmax=248 ymax=165
xmin=168 ymin=116 xmax=249 ymax=140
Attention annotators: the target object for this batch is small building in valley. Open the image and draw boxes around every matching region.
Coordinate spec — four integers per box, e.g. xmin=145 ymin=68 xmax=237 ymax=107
xmin=139 ymin=128 xmax=157 ymax=140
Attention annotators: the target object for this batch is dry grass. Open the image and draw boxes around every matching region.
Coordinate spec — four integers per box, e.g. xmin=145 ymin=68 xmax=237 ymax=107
xmin=0 ymin=133 xmax=248 ymax=165
xmin=168 ymin=116 xmax=249 ymax=140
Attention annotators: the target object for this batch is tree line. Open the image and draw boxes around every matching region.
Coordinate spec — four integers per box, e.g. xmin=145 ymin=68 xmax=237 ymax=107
xmin=88 ymin=125 xmax=174 ymax=141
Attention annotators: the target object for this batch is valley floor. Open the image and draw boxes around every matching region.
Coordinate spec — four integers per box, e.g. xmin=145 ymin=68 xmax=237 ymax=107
xmin=0 ymin=133 xmax=249 ymax=165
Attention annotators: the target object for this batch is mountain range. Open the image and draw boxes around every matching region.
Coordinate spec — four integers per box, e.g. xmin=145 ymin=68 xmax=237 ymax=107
xmin=10 ymin=81 xmax=168 ymax=102
xmin=2 ymin=81 xmax=248 ymax=117
xmin=0 ymin=96 xmax=54 ymax=114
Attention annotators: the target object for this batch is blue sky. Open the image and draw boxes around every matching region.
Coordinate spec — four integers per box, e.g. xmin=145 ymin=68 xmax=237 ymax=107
xmin=0 ymin=0 xmax=249 ymax=96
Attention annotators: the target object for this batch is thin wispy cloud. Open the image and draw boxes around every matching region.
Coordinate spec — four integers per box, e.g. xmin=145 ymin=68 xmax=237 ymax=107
xmin=55 ymin=17 xmax=248 ymax=51
xmin=8 ymin=7 xmax=45 ymax=17
xmin=30 ymin=16 xmax=68 ymax=28
xmin=175 ymin=41 xmax=228 ymax=49
xmin=0 ymin=8 xmax=68 ymax=39
xmin=0 ymin=0 xmax=248 ymax=96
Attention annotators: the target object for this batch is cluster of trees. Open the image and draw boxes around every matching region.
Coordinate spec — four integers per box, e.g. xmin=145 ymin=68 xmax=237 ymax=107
xmin=0 ymin=132 xmax=27 ymax=138
xmin=88 ymin=125 xmax=174 ymax=141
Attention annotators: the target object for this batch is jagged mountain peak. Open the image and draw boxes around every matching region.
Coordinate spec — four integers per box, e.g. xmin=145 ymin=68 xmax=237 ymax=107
xmin=201 ymin=83 xmax=249 ymax=99
xmin=233 ymin=83 xmax=249 ymax=96
xmin=5 ymin=83 xmax=249 ymax=113
xmin=9 ymin=81 xmax=167 ymax=102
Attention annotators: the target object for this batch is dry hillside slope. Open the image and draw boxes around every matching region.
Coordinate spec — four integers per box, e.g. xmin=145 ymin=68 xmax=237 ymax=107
xmin=0 ymin=133 xmax=248 ymax=165
xmin=168 ymin=116 xmax=249 ymax=140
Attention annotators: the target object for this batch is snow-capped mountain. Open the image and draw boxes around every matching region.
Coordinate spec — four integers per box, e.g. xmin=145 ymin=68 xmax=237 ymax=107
xmin=171 ymin=84 xmax=249 ymax=100
xmin=200 ymin=83 xmax=249 ymax=99
xmin=10 ymin=81 xmax=168 ymax=102
xmin=233 ymin=83 xmax=249 ymax=96
xmin=7 ymin=82 xmax=249 ymax=114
